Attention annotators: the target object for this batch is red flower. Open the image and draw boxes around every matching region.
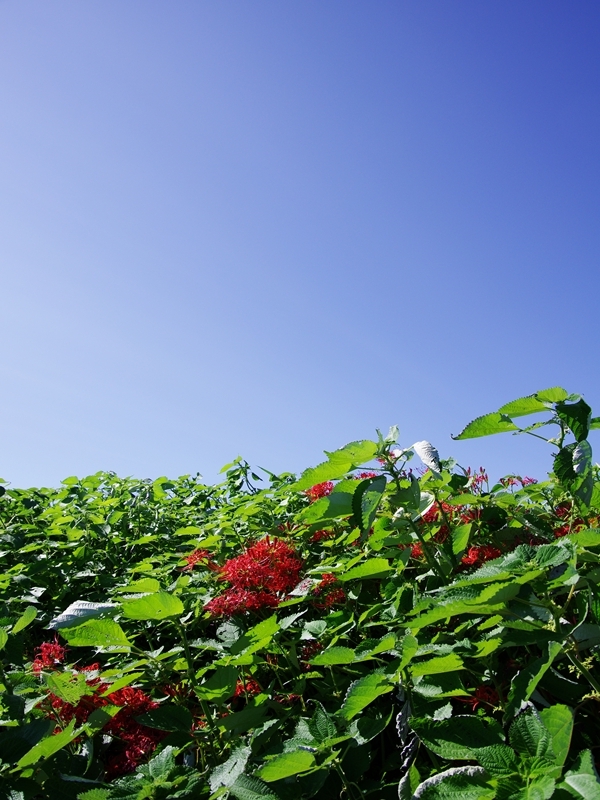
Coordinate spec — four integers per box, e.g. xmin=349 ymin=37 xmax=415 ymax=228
xmin=182 ymin=549 xmax=210 ymax=570
xmin=233 ymin=677 xmax=262 ymax=697
xmin=354 ymin=471 xmax=379 ymax=480
xmin=299 ymin=640 xmax=323 ymax=668
xmin=457 ymin=685 xmax=499 ymax=711
xmin=305 ymin=482 xmax=334 ymax=502
xmin=32 ymin=639 xmax=67 ymax=673
xmin=410 ymin=543 xmax=423 ymax=559
xmin=206 ymin=588 xmax=280 ymax=617
xmin=520 ymin=476 xmax=537 ymax=486
xmin=220 ymin=538 xmax=303 ymax=594
xmin=461 ymin=545 xmax=501 ymax=568
xmin=313 ymin=573 xmax=346 ymax=608
xmin=311 ymin=529 xmax=335 ymax=542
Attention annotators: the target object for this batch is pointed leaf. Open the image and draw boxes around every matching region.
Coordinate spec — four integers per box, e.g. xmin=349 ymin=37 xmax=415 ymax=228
xmin=562 ymin=749 xmax=600 ymax=799
xmin=555 ymin=399 xmax=592 ymax=442
xmin=339 ymin=673 xmax=393 ymax=720
xmin=535 ymin=387 xmax=569 ymax=403
xmin=209 ymin=745 xmax=252 ymax=792
xmin=257 ymin=749 xmax=316 ymax=781
xmin=60 ymin=619 xmax=131 ymax=649
xmin=412 ymin=441 xmax=441 ymax=472
xmin=352 ymin=475 xmax=386 ymax=534
xmin=121 ymin=592 xmax=183 ymax=620
xmin=338 ymin=557 xmax=392 ymax=582
xmin=504 ymin=643 xmax=562 ymax=721
xmin=412 ymin=765 xmax=493 ymax=799
xmin=49 ymin=601 xmax=118 ymax=630
xmin=452 ymin=413 xmax=518 ymax=440
xmin=229 ymin=775 xmax=280 ymax=799
xmin=539 ymin=704 xmax=573 ymax=769
xmin=498 ymin=394 xmax=551 ymax=417
xmin=12 ymin=606 xmax=37 ymax=634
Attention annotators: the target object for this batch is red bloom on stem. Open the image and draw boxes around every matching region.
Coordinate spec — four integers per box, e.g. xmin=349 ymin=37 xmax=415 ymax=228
xmin=520 ymin=476 xmax=537 ymax=486
xmin=311 ymin=529 xmax=335 ymax=542
xmin=206 ymin=538 xmax=304 ymax=617
xmin=233 ymin=677 xmax=262 ymax=697
xmin=305 ymin=482 xmax=334 ymax=502
xmin=461 ymin=545 xmax=501 ymax=568
xmin=313 ymin=573 xmax=346 ymax=608
xmin=182 ymin=549 xmax=210 ymax=570
xmin=457 ymin=685 xmax=499 ymax=711
xmin=32 ymin=638 xmax=67 ymax=673
xmin=354 ymin=471 xmax=379 ymax=480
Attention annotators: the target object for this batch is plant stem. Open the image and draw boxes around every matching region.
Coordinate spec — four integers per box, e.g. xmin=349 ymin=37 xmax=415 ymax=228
xmin=567 ymin=651 xmax=600 ymax=695
xmin=409 ymin=521 xmax=448 ymax=584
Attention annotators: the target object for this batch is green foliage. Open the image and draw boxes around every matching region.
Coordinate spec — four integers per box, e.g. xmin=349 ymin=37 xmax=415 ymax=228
xmin=1 ymin=389 xmax=600 ymax=798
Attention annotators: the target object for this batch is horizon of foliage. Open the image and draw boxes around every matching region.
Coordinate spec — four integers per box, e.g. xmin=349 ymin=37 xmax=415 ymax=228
xmin=1 ymin=387 xmax=600 ymax=799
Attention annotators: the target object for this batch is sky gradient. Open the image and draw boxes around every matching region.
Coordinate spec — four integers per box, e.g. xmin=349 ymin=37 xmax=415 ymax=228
xmin=1 ymin=1 xmax=599 ymax=487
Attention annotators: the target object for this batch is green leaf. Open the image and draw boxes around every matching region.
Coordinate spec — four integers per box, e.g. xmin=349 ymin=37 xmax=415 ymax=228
xmin=45 ymin=672 xmax=92 ymax=705
xmin=48 ymin=600 xmax=118 ymax=630
xmin=411 ymin=716 xmax=503 ymax=760
xmin=555 ymin=399 xmax=592 ymax=442
xmin=562 ymin=749 xmax=600 ymax=799
xmin=12 ymin=606 xmax=37 ymax=634
xmin=115 ymin=578 xmax=161 ymax=593
xmin=535 ymin=387 xmax=569 ymax=403
xmin=299 ymin=491 xmax=354 ymax=523
xmin=504 ymin=643 xmax=562 ymax=721
xmin=498 ymin=394 xmax=551 ymax=418
xmin=210 ymin=745 xmax=252 ymax=793
xmin=121 ymin=591 xmax=184 ymax=620
xmin=352 ymin=476 xmax=386 ymax=534
xmin=452 ymin=412 xmax=519 ymax=440
xmin=509 ymin=706 xmax=552 ymax=758
xmin=100 ymin=672 xmax=144 ymax=696
xmin=310 ymin=646 xmax=356 ymax=665
xmin=230 ymin=615 xmax=279 ymax=655
xmin=411 ymin=765 xmax=494 ymax=798
xmin=451 ymin=524 xmax=471 ymax=557
xmin=324 ymin=440 xmax=378 ymax=465
xmin=411 ymin=654 xmax=464 ymax=677
xmin=308 ymin=702 xmax=337 ymax=742
xmin=60 ymin=619 xmax=131 ymax=649
xmin=17 ymin=719 xmax=79 ymax=767
xmin=339 ymin=673 xmax=393 ymax=720
xmin=474 ymin=745 xmax=520 ymax=777
xmin=339 ymin=558 xmax=392 ymax=582
xmin=229 ymin=774 xmax=280 ymax=800
xmin=195 ymin=665 xmax=238 ymax=705
xmin=0 ymin=628 xmax=8 ymax=651
xmin=257 ymin=749 xmax=316 ymax=782
xmin=539 ymin=704 xmax=573 ymax=769
xmin=137 ymin=703 xmax=193 ymax=732
xmin=590 ymin=417 xmax=600 ymax=430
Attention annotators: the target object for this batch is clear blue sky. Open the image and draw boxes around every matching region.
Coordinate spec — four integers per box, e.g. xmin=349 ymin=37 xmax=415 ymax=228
xmin=1 ymin=1 xmax=599 ymax=487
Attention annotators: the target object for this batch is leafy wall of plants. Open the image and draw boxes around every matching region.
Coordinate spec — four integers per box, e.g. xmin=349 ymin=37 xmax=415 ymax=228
xmin=1 ymin=387 xmax=600 ymax=799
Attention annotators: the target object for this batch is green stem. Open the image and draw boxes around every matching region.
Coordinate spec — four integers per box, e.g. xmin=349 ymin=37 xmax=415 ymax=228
xmin=409 ymin=521 xmax=448 ymax=584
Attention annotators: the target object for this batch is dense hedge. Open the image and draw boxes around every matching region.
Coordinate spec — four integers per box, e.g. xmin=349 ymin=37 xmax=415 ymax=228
xmin=1 ymin=387 xmax=600 ymax=799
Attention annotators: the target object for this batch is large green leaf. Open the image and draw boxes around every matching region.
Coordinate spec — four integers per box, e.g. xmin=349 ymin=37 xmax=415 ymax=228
xmin=121 ymin=591 xmax=184 ymax=620
xmin=209 ymin=745 xmax=252 ymax=793
xmin=539 ymin=704 xmax=573 ymax=769
xmin=504 ymin=643 xmax=562 ymax=721
xmin=555 ymin=398 xmax=592 ymax=442
xmin=257 ymin=750 xmax=316 ymax=782
xmin=411 ymin=766 xmax=494 ymax=798
xmin=535 ymin=387 xmax=569 ymax=403
xmin=310 ymin=646 xmax=356 ymax=665
xmin=49 ymin=600 xmax=118 ymax=630
xmin=195 ymin=665 xmax=238 ymax=705
xmin=339 ymin=557 xmax=392 ymax=582
xmin=509 ymin=706 xmax=552 ymax=759
xmin=45 ymin=672 xmax=92 ymax=705
xmin=12 ymin=606 xmax=37 ymax=634
xmin=230 ymin=615 xmax=279 ymax=655
xmin=561 ymin=749 xmax=600 ymax=799
xmin=411 ymin=716 xmax=503 ymax=760
xmin=452 ymin=413 xmax=518 ymax=440
xmin=17 ymin=720 xmax=79 ymax=767
xmin=498 ymin=394 xmax=551 ymax=417
xmin=410 ymin=654 xmax=464 ymax=677
xmin=291 ymin=440 xmax=378 ymax=490
xmin=339 ymin=673 xmax=393 ymax=720
xmin=229 ymin=775 xmax=281 ymax=799
xmin=352 ymin=476 xmax=386 ymax=534
xmin=60 ymin=619 xmax=131 ymax=649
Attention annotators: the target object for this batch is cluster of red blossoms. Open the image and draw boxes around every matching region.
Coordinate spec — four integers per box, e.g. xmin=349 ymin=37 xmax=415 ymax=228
xmin=460 ymin=545 xmax=502 ymax=568
xmin=312 ymin=573 xmax=346 ymax=608
xmin=205 ymin=537 xmax=303 ymax=617
xmin=182 ymin=548 xmax=211 ymax=570
xmin=32 ymin=638 xmax=67 ymax=673
xmin=36 ymin=654 xmax=164 ymax=779
xmin=457 ymin=685 xmax=500 ymax=711
xmin=305 ymin=481 xmax=334 ymax=502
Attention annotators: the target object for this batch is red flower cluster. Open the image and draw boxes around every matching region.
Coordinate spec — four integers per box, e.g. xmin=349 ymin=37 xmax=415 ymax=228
xmin=305 ymin=481 xmax=334 ymax=502
xmin=461 ymin=545 xmax=501 ymax=568
xmin=354 ymin=471 xmax=379 ymax=480
xmin=233 ymin=677 xmax=262 ymax=697
xmin=311 ymin=529 xmax=336 ymax=543
xmin=457 ymin=685 xmax=499 ymax=711
xmin=299 ymin=640 xmax=323 ymax=670
xmin=32 ymin=639 xmax=67 ymax=673
xmin=313 ymin=573 xmax=346 ymax=608
xmin=46 ymin=666 xmax=164 ymax=779
xmin=206 ymin=538 xmax=303 ymax=617
xmin=182 ymin=548 xmax=210 ymax=570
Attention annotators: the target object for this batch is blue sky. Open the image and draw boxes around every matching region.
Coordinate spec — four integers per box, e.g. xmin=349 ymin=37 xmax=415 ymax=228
xmin=1 ymin=1 xmax=599 ymax=487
